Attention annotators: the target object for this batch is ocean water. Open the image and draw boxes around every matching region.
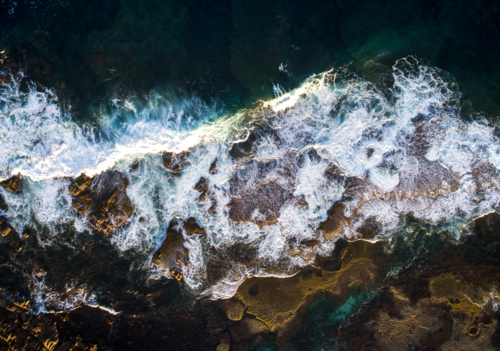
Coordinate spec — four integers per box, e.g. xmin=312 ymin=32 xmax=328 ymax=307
xmin=1 ymin=57 xmax=500 ymax=306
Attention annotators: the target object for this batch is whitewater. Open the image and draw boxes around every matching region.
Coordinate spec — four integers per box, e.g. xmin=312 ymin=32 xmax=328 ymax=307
xmin=1 ymin=56 xmax=500 ymax=303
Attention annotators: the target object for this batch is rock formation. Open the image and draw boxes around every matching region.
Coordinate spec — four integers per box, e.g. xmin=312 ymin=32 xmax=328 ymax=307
xmin=69 ymin=170 xmax=134 ymax=236
xmin=162 ymin=151 xmax=189 ymax=173
xmin=0 ymin=175 xmax=21 ymax=193
xmin=153 ymin=217 xmax=204 ymax=280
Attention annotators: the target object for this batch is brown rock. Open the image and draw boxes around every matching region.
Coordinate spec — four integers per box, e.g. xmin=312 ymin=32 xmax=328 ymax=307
xmin=216 ymin=334 xmax=231 ymax=351
xmin=0 ymin=175 xmax=21 ymax=193
xmin=194 ymin=177 xmax=217 ymax=213
xmin=195 ymin=177 xmax=209 ymax=200
xmin=318 ymin=202 xmax=349 ymax=240
xmin=153 ymin=220 xmax=190 ymax=281
xmin=162 ymin=151 xmax=189 ymax=173
xmin=218 ymin=298 xmax=246 ymax=321
xmin=235 ymin=239 xmax=386 ymax=340
xmin=185 ymin=217 xmax=205 ymax=235
xmin=317 ymin=176 xmax=366 ymax=239
xmin=0 ymin=297 xmax=59 ymax=351
xmin=69 ymin=170 xmax=134 ymax=236
xmin=228 ymin=181 xmax=293 ymax=228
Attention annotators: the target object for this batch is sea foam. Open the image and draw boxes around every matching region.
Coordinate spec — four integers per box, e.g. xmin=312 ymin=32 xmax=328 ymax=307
xmin=2 ymin=57 xmax=500 ymax=300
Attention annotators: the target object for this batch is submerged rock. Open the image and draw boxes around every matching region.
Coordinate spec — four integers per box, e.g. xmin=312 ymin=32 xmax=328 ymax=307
xmin=69 ymin=170 xmax=134 ymax=236
xmin=233 ymin=238 xmax=388 ymax=341
xmin=340 ymin=273 xmax=500 ymax=351
xmin=0 ymin=175 xmax=21 ymax=193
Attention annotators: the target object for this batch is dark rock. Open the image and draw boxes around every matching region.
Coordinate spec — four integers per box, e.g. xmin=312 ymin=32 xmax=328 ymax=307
xmin=210 ymin=159 xmax=218 ymax=175
xmin=0 ymin=193 xmax=8 ymax=213
xmin=69 ymin=170 xmax=134 ymax=236
xmin=185 ymin=217 xmax=205 ymax=235
xmin=0 ymin=298 xmax=60 ymax=351
xmin=153 ymin=220 xmax=190 ymax=281
xmin=162 ymin=151 xmax=189 ymax=173
xmin=228 ymin=180 xmax=293 ymax=228
xmin=357 ymin=217 xmax=382 ymax=240
xmin=152 ymin=217 xmax=205 ymax=280
xmin=0 ymin=175 xmax=21 ymax=193
xmin=317 ymin=176 xmax=366 ymax=239
xmin=195 ymin=177 xmax=209 ymax=200
xmin=194 ymin=177 xmax=217 ymax=213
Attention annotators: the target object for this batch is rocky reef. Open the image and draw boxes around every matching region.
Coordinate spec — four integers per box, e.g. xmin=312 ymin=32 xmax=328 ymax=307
xmin=69 ymin=171 xmax=134 ymax=236
xmin=153 ymin=217 xmax=204 ymax=280
xmin=0 ymin=175 xmax=21 ymax=193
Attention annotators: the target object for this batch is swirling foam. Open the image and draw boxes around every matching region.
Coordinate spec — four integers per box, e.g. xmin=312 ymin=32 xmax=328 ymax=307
xmin=1 ymin=57 xmax=500 ymax=299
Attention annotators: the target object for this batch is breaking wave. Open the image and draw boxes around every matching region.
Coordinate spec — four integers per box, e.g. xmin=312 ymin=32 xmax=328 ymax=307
xmin=2 ymin=57 xmax=500 ymax=301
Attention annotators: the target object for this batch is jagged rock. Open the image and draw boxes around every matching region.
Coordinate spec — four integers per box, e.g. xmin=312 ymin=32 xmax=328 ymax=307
xmin=153 ymin=218 xmax=205 ymax=280
xmin=185 ymin=217 xmax=205 ymax=235
xmin=194 ymin=177 xmax=209 ymax=200
xmin=0 ymin=217 xmax=13 ymax=239
xmin=0 ymin=192 xmax=8 ymax=212
xmin=209 ymin=159 xmax=218 ymax=174
xmin=0 ymin=175 xmax=21 ymax=193
xmin=162 ymin=151 xmax=189 ymax=173
xmin=69 ymin=170 xmax=134 ymax=236
xmin=0 ymin=298 xmax=59 ymax=351
xmin=194 ymin=177 xmax=217 ymax=213
xmin=229 ymin=180 xmax=293 ymax=228
xmin=318 ymin=176 xmax=366 ymax=239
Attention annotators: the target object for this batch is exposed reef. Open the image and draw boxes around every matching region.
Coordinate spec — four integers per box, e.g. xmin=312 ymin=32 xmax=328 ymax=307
xmin=69 ymin=170 xmax=134 ymax=236
xmin=162 ymin=151 xmax=189 ymax=173
xmin=0 ymin=175 xmax=21 ymax=193
xmin=153 ymin=218 xmax=204 ymax=280
xmin=194 ymin=177 xmax=217 ymax=213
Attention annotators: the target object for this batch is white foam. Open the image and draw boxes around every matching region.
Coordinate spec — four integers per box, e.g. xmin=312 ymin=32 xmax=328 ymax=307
xmin=3 ymin=57 xmax=500 ymax=300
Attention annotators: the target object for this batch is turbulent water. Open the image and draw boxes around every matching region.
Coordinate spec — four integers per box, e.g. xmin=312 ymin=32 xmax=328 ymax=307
xmin=1 ymin=57 xmax=500 ymax=308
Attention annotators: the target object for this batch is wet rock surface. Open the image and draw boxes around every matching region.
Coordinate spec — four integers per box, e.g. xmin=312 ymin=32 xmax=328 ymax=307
xmin=162 ymin=151 xmax=189 ymax=173
xmin=3 ymin=2 xmax=500 ymax=347
xmin=194 ymin=177 xmax=217 ymax=213
xmin=69 ymin=170 xmax=134 ymax=236
xmin=0 ymin=175 xmax=21 ymax=193
xmin=153 ymin=218 xmax=204 ymax=280
xmin=229 ymin=180 xmax=293 ymax=228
